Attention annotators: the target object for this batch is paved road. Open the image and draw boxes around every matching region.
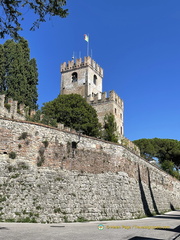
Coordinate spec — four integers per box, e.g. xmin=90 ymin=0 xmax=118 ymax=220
xmin=0 ymin=211 xmax=179 ymax=240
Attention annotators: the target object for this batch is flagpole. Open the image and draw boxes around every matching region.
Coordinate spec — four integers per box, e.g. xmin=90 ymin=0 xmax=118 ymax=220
xmin=87 ymin=34 xmax=89 ymax=56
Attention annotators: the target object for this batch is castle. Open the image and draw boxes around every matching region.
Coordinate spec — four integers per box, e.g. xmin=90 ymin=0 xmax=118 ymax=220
xmin=0 ymin=57 xmax=179 ymax=224
xmin=60 ymin=56 xmax=124 ymax=137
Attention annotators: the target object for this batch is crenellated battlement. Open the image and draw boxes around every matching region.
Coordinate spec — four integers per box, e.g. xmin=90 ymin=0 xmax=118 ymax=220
xmin=0 ymin=95 xmax=79 ymax=133
xmin=0 ymin=94 xmax=35 ymax=120
xmin=87 ymin=90 xmax=124 ymax=108
xmin=60 ymin=56 xmax=103 ymax=77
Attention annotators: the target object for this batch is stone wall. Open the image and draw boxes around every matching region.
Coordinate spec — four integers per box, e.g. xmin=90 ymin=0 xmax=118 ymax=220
xmin=0 ymin=94 xmax=36 ymax=121
xmin=0 ymin=117 xmax=179 ymax=223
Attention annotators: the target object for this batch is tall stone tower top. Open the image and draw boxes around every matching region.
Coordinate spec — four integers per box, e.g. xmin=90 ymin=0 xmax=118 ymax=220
xmin=60 ymin=56 xmax=124 ymax=138
xmin=60 ymin=56 xmax=103 ymax=98
xmin=60 ymin=56 xmax=103 ymax=77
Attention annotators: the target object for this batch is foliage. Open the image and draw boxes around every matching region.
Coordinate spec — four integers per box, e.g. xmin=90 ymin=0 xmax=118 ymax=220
xmin=18 ymin=132 xmax=28 ymax=140
xmin=103 ymin=113 xmax=118 ymax=143
xmin=42 ymin=140 xmax=49 ymax=148
xmin=0 ymin=0 xmax=68 ymax=39
xmin=0 ymin=38 xmax=38 ymax=109
xmin=161 ymin=160 xmax=175 ymax=175
xmin=133 ymin=138 xmax=156 ymax=161
xmin=133 ymin=138 xmax=180 ymax=178
xmin=4 ymin=103 xmax=11 ymax=111
xmin=0 ymin=196 xmax=6 ymax=202
xmin=9 ymin=151 xmax=17 ymax=159
xmin=37 ymin=156 xmax=45 ymax=167
xmin=76 ymin=216 xmax=88 ymax=222
xmin=41 ymin=94 xmax=101 ymax=137
xmin=28 ymin=110 xmax=58 ymax=127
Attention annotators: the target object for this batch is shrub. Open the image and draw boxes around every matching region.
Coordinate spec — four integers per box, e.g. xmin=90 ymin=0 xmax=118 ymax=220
xmin=5 ymin=218 xmax=15 ymax=222
xmin=18 ymin=132 xmax=28 ymax=140
xmin=37 ymin=156 xmax=45 ymax=167
xmin=0 ymin=196 xmax=6 ymax=202
xmin=4 ymin=103 xmax=11 ymax=112
xmin=42 ymin=140 xmax=49 ymax=148
xmin=77 ymin=216 xmax=88 ymax=222
xmin=17 ymin=162 xmax=29 ymax=170
xmin=9 ymin=152 xmax=16 ymax=159
xmin=64 ymin=216 xmax=68 ymax=222
xmin=54 ymin=208 xmax=61 ymax=213
xmin=18 ymin=144 xmax=22 ymax=149
xmin=36 ymin=206 xmax=42 ymax=210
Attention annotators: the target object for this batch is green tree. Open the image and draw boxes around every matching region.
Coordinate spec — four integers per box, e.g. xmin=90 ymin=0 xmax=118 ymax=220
xmin=0 ymin=0 xmax=68 ymax=39
xmin=41 ymin=94 xmax=101 ymax=137
xmin=27 ymin=58 xmax=38 ymax=109
xmin=133 ymin=138 xmax=156 ymax=160
xmin=0 ymin=38 xmax=38 ymax=110
xmin=28 ymin=109 xmax=58 ymax=127
xmin=161 ymin=160 xmax=175 ymax=176
xmin=0 ymin=44 xmax=6 ymax=93
xmin=133 ymin=138 xmax=180 ymax=178
xmin=103 ymin=113 xmax=118 ymax=143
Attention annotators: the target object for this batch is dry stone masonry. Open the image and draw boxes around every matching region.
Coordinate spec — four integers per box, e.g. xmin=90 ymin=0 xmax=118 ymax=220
xmin=0 ymin=117 xmax=179 ymax=223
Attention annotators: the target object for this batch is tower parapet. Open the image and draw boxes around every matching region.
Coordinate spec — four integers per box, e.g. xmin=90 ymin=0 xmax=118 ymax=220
xmin=87 ymin=90 xmax=124 ymax=109
xmin=60 ymin=56 xmax=103 ymax=78
xmin=87 ymin=90 xmax=124 ymax=137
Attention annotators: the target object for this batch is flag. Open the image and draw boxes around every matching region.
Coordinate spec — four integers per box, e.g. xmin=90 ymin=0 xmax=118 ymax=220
xmin=84 ymin=34 xmax=89 ymax=42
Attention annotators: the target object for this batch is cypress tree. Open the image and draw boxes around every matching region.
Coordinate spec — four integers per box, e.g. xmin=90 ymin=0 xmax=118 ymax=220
xmin=0 ymin=38 xmax=38 ymax=109
xmin=28 ymin=58 xmax=38 ymax=109
xmin=0 ymin=44 xmax=6 ymax=92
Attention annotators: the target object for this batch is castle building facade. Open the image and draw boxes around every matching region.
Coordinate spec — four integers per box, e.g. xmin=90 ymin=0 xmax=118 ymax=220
xmin=60 ymin=56 xmax=124 ymax=137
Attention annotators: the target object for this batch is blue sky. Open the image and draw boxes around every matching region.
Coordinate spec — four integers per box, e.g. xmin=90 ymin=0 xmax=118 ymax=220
xmin=1 ymin=0 xmax=180 ymax=141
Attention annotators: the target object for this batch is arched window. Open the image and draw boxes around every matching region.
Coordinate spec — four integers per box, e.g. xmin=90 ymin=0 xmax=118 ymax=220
xmin=72 ymin=72 xmax=78 ymax=82
xmin=93 ymin=75 xmax=97 ymax=85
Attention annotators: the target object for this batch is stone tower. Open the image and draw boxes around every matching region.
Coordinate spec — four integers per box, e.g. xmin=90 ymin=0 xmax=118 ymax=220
xmin=60 ymin=56 xmax=103 ymax=98
xmin=60 ymin=56 xmax=124 ymax=137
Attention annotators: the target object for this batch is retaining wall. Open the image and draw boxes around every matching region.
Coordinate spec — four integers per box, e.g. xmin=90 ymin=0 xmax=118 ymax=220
xmin=0 ymin=117 xmax=179 ymax=223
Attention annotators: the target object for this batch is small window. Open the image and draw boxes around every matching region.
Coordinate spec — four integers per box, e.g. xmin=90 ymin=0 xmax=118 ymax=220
xmin=72 ymin=72 xmax=78 ymax=82
xmin=72 ymin=141 xmax=77 ymax=149
xmin=120 ymin=113 xmax=122 ymax=119
xmin=93 ymin=75 xmax=97 ymax=85
xmin=115 ymin=108 xmax=117 ymax=114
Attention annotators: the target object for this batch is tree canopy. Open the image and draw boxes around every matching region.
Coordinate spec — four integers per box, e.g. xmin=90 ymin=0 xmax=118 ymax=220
xmin=0 ymin=0 xmax=68 ymax=39
xmin=41 ymin=94 xmax=101 ymax=137
xmin=133 ymin=138 xmax=180 ymax=179
xmin=0 ymin=38 xmax=38 ymax=109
